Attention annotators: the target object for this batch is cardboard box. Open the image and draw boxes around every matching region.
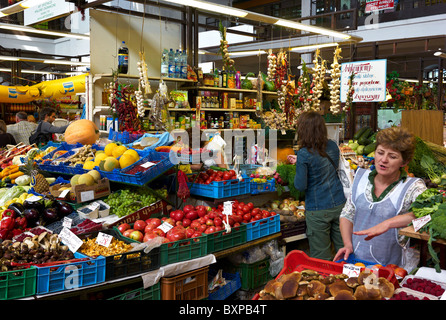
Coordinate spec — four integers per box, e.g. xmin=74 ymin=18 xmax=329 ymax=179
xmin=50 ymin=178 xmax=111 ymax=203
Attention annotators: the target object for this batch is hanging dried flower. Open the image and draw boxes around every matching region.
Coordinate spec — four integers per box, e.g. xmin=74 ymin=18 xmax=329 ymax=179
xmin=330 ymin=46 xmax=342 ymax=114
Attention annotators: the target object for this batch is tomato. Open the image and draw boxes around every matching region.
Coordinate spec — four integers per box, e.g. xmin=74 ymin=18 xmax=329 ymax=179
xmin=223 ymin=172 xmax=231 ymax=180
xmin=262 ymin=211 xmax=271 ymax=218
xmin=229 ymin=170 xmax=236 ymax=177
xmin=190 ymin=220 xmax=201 ymax=230
xmin=214 ymin=177 xmax=222 ymax=182
xmin=143 ymin=232 xmax=158 ymax=242
xmin=206 ymin=169 xmax=214 ymax=176
xmin=242 ymin=205 xmax=251 ymax=214
xmin=254 ymin=214 xmax=262 ymax=220
xmin=247 ymin=202 xmax=254 ymax=210
xmin=214 ymin=217 xmax=223 ymax=227
xmin=251 ymin=208 xmax=260 ymax=216
xmin=186 ymin=228 xmax=196 ymax=238
xmin=236 ymin=209 xmax=244 ymax=216
xmin=182 ymin=218 xmax=192 ymax=228
xmin=183 ymin=205 xmax=194 ymax=213
xmin=243 ymin=213 xmax=252 ymax=221
xmin=205 ymin=179 xmax=212 ymax=184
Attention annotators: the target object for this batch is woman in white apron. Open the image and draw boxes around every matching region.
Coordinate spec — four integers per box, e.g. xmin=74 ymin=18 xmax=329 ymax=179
xmin=334 ymin=127 xmax=426 ymax=266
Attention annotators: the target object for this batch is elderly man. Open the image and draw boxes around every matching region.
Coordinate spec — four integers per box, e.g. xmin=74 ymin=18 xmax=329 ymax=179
xmin=7 ymin=111 xmax=37 ymax=145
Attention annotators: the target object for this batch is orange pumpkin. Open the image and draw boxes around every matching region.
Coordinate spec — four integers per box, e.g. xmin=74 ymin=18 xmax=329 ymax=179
xmin=275 ymin=147 xmax=295 ymax=163
xmin=64 ymin=119 xmax=100 ymax=145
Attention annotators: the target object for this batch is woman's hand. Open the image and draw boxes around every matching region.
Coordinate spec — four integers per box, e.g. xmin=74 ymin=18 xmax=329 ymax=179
xmin=333 ymin=246 xmax=353 ymax=262
xmin=353 ymin=221 xmax=390 ymax=241
xmin=287 ymin=155 xmax=297 ymax=164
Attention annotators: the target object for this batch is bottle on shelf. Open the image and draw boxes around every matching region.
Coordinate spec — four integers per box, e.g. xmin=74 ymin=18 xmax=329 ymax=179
xmin=161 ymin=48 xmax=169 ymax=78
xmin=181 ymin=50 xmax=188 ymax=79
xmin=236 ymin=71 xmax=241 ymax=89
xmin=174 ymin=49 xmax=181 ymax=78
xmin=118 ymin=41 xmax=129 ymax=74
xmin=213 ymin=68 xmax=219 ymax=87
xmin=221 ymin=67 xmax=227 ymax=88
xmin=168 ymin=48 xmax=175 ymax=78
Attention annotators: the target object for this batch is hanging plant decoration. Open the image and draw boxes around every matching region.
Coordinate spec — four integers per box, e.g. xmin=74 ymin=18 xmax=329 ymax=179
xmin=310 ymin=48 xmax=326 ymax=112
xmin=267 ymin=49 xmax=277 ymax=82
xmin=109 ymin=74 xmax=141 ymax=132
xmin=344 ymin=72 xmax=356 ymax=113
xmin=218 ymin=21 xmax=235 ymax=71
xmin=275 ymin=49 xmax=289 ymax=109
xmin=330 ymin=46 xmax=342 ymax=114
xmin=135 ymin=51 xmax=152 ymax=118
xmin=294 ymin=60 xmax=312 ymax=113
xmin=148 ymin=82 xmax=171 ymax=131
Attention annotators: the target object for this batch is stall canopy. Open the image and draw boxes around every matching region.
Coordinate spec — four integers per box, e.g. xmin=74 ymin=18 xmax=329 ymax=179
xmin=0 ymin=73 xmax=88 ymax=103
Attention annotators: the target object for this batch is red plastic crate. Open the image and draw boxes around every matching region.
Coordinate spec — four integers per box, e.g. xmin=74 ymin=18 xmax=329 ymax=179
xmin=252 ymin=250 xmax=399 ymax=300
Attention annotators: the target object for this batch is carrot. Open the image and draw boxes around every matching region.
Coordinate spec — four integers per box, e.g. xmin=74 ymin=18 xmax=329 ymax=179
xmin=8 ymin=171 xmax=24 ymax=180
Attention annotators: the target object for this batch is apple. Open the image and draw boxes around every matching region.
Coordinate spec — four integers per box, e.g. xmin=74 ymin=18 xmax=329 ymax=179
xmin=118 ymin=223 xmax=131 ymax=233
xmin=213 ymin=217 xmax=222 ymax=227
xmin=182 ymin=218 xmax=192 ymax=228
xmin=185 ymin=210 xmax=198 ymax=220
xmin=190 ymin=220 xmax=201 ymax=231
xmin=144 ymin=224 xmax=155 ymax=233
xmin=183 ymin=204 xmax=194 ymax=214
xmin=143 ymin=232 xmax=158 ymax=242
xmin=123 ymin=229 xmax=134 ymax=237
xmin=170 ymin=210 xmax=184 ymax=222
xmin=192 ymin=231 xmax=202 ymax=238
xmin=152 ymin=228 xmax=165 ymax=237
xmin=204 ymin=226 xmax=216 ymax=234
xmin=394 ymin=267 xmax=408 ymax=278
xmin=130 ymin=230 xmax=144 ymax=242
xmin=133 ymin=220 xmax=147 ymax=232
xmin=206 ymin=219 xmax=214 ymax=226
xmin=199 ymin=224 xmax=207 ymax=233
xmin=186 ymin=228 xmax=195 ymax=238
xmin=197 ymin=206 xmax=207 ymax=217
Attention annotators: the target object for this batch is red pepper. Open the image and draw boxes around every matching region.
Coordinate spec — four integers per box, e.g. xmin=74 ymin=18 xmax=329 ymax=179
xmin=11 ymin=229 xmax=23 ymax=238
xmin=0 ymin=228 xmax=9 ymax=240
xmin=0 ymin=216 xmax=15 ymax=230
xmin=2 ymin=209 xmax=16 ymax=219
xmin=15 ymin=216 xmax=27 ymax=229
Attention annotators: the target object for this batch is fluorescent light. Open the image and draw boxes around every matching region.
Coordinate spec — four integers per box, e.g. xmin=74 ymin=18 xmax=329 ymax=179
xmin=290 ymin=42 xmax=339 ymax=52
xmin=228 ymin=50 xmax=267 ymax=56
xmin=0 ymin=67 xmax=65 ymax=75
xmin=0 ymin=0 xmax=48 ymax=17
xmin=0 ymin=23 xmax=89 ymax=40
xmin=434 ymin=51 xmax=446 ymax=58
xmin=164 ymin=0 xmax=248 ymax=17
xmin=0 ymin=55 xmax=90 ymax=66
xmin=275 ymin=19 xmax=351 ymax=40
xmin=43 ymin=59 xmax=90 ymax=66
xmin=0 ymin=56 xmax=20 ymax=61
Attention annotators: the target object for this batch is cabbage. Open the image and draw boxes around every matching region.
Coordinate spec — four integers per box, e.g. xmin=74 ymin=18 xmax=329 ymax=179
xmin=15 ymin=175 xmax=31 ymax=186
xmin=0 ymin=186 xmax=27 ymax=206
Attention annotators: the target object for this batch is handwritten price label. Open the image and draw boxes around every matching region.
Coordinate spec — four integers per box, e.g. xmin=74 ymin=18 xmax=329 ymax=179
xmin=159 ymin=221 xmax=174 ymax=233
xmin=342 ymin=264 xmax=362 ymax=278
xmin=96 ymin=232 xmax=113 ymax=247
xmin=223 ymin=201 xmax=233 ymax=216
xmin=413 ymin=215 xmax=431 ymax=232
xmin=58 ymin=227 xmax=83 ymax=253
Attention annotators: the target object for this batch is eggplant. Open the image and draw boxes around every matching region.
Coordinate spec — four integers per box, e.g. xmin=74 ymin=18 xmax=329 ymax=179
xmin=23 ymin=208 xmax=40 ymax=226
xmin=23 ymin=198 xmax=45 ymax=213
xmin=42 ymin=208 xmax=59 ymax=223
xmin=54 ymin=201 xmax=74 ymax=217
xmin=7 ymin=202 xmax=25 ymax=216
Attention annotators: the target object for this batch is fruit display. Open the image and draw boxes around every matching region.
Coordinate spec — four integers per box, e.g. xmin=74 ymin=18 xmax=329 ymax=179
xmin=258 ymin=269 xmax=395 ymax=300
xmin=79 ymin=235 xmax=134 ymax=257
xmin=401 ymin=276 xmax=445 ymax=297
xmin=188 ymin=168 xmax=238 ymax=184
xmin=263 ymin=198 xmax=305 ymax=223
xmin=103 ymin=188 xmax=167 ymax=218
xmin=0 ymin=229 xmax=75 ymax=271
xmin=64 ymin=119 xmax=100 ymax=146
xmin=117 ymin=201 xmax=277 ymax=244
xmin=0 ymin=144 xmax=35 ymax=169
xmin=389 ymin=290 xmax=432 ymax=300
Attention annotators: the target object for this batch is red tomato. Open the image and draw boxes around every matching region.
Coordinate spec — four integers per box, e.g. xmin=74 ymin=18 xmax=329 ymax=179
xmin=223 ymin=172 xmax=231 ymax=180
xmin=242 ymin=205 xmax=251 ymax=214
xmin=247 ymin=202 xmax=254 ymax=210
xmin=243 ymin=213 xmax=252 ymax=221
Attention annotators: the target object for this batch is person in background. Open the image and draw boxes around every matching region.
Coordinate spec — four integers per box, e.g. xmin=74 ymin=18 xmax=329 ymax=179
xmin=0 ymin=120 xmax=17 ymax=147
xmin=7 ymin=111 xmax=37 ymax=145
xmin=293 ymin=111 xmax=346 ymax=261
xmin=39 ymin=107 xmax=68 ymax=137
xmin=334 ymin=126 xmax=427 ymax=267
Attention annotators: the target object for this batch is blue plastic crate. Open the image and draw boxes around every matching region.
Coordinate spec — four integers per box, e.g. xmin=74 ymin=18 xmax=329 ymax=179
xmin=100 ymin=150 xmax=174 ymax=185
xmin=237 ymin=164 xmax=261 ymax=176
xmin=335 ymin=253 xmax=376 ymax=267
xmin=35 ymin=252 xmax=106 ymax=294
xmin=250 ymin=178 xmax=276 ymax=194
xmin=244 ymin=213 xmax=280 ymax=241
xmin=187 ymin=176 xmax=250 ymax=199
xmin=208 ymin=270 xmax=241 ymax=300
xmin=108 ymin=128 xmax=143 ymax=144
xmin=40 ymin=142 xmax=83 ymax=161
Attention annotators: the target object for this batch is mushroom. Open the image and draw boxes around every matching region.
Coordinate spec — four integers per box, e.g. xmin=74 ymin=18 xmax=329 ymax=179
xmin=278 ymin=271 xmax=302 ymax=284
xmin=363 ymin=273 xmax=379 ymax=290
xmin=354 ymin=285 xmax=383 ymax=300
xmin=306 ymin=280 xmax=326 ymax=297
xmin=377 ymin=277 xmax=395 ymax=298
xmin=334 ymin=290 xmax=356 ymax=300
xmin=329 ymin=279 xmax=352 ymax=297
xmin=346 ymin=277 xmax=360 ymax=289
xmin=281 ymin=279 xmax=299 ymax=299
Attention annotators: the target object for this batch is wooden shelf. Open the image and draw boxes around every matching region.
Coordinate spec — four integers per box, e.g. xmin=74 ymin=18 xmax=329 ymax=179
xmin=93 ymin=73 xmax=196 ymax=83
xmin=184 ymin=86 xmax=277 ymax=95
xmin=201 ymin=108 xmax=257 ymax=112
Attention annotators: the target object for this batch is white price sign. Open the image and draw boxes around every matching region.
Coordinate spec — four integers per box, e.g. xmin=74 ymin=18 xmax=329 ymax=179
xmin=342 ymin=264 xmax=362 ymax=278
xmin=223 ymin=201 xmax=233 ymax=216
xmin=96 ymin=232 xmax=113 ymax=247
xmin=63 ymin=217 xmax=73 ymax=228
xmin=159 ymin=221 xmax=174 ymax=233
xmin=80 ymin=190 xmax=95 ymax=202
xmin=58 ymin=227 xmax=83 ymax=253
xmin=412 ymin=215 xmax=431 ymax=232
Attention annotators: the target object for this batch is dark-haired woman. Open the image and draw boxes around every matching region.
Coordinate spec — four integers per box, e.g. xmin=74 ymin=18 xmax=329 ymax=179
xmin=293 ymin=111 xmax=346 ymax=260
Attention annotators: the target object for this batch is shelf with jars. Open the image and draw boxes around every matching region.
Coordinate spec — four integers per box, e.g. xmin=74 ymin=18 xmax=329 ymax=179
xmin=1 ymin=102 xmax=37 ymax=124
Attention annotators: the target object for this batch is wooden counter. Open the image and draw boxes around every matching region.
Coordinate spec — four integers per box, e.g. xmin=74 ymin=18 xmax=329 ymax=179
xmin=399 ymin=225 xmax=446 ymax=245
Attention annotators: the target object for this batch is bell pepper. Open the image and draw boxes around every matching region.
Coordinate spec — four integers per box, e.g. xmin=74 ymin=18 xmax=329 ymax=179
xmin=0 ymin=216 xmax=15 ymax=230
xmin=0 ymin=228 xmax=10 ymax=240
xmin=15 ymin=216 xmax=27 ymax=229
xmin=11 ymin=229 xmax=23 ymax=238
xmin=2 ymin=209 xmax=15 ymax=219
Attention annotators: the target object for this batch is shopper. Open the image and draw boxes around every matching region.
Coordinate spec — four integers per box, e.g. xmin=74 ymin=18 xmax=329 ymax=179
xmin=39 ymin=107 xmax=69 ymax=135
xmin=293 ymin=111 xmax=346 ymax=261
xmin=7 ymin=111 xmax=38 ymax=145
xmin=27 ymin=115 xmax=37 ymax=123
xmin=333 ymin=126 xmax=427 ymax=266
xmin=0 ymin=120 xmax=17 ymax=147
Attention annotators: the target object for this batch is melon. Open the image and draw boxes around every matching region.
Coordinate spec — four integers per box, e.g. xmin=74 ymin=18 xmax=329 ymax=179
xmin=78 ymin=173 xmax=95 ymax=186
xmin=123 ymin=149 xmax=140 ymax=161
xmin=100 ymin=157 xmax=120 ymax=172
xmin=119 ymin=154 xmax=137 ymax=169
xmin=87 ymin=169 xmax=101 ymax=182
xmin=70 ymin=174 xmax=81 ymax=186
xmin=104 ymin=143 xmax=118 ymax=156
xmin=112 ymin=145 xmax=127 ymax=158
xmin=64 ymin=119 xmax=100 ymax=145
xmin=83 ymin=161 xmax=95 ymax=170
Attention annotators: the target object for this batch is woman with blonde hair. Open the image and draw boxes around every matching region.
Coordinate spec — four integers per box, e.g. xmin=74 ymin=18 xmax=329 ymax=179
xmin=0 ymin=120 xmax=17 ymax=147
xmin=334 ymin=126 xmax=427 ymax=266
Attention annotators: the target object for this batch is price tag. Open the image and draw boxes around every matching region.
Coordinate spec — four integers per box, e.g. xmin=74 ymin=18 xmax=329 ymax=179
xmin=59 ymin=189 xmax=70 ymax=198
xmin=96 ymin=232 xmax=113 ymax=247
xmin=58 ymin=227 xmax=83 ymax=253
xmin=88 ymin=202 xmax=100 ymax=211
xmin=342 ymin=264 xmax=362 ymax=278
xmin=159 ymin=221 xmax=174 ymax=233
xmin=63 ymin=217 xmax=73 ymax=228
xmin=141 ymin=161 xmax=156 ymax=168
xmin=80 ymin=190 xmax=95 ymax=202
xmin=223 ymin=201 xmax=233 ymax=216
xmin=27 ymin=195 xmax=41 ymax=202
xmin=413 ymin=215 xmax=432 ymax=232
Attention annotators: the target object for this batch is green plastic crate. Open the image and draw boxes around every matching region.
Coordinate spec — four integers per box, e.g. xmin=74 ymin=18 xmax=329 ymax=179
xmin=160 ymin=235 xmax=208 ymax=266
xmin=108 ymin=282 xmax=161 ymax=300
xmin=235 ymin=258 xmax=273 ymax=290
xmin=206 ymin=224 xmax=247 ymax=253
xmin=0 ymin=267 xmax=37 ymax=300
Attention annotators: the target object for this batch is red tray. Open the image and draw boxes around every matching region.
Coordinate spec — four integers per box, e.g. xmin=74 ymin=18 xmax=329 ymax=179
xmin=252 ymin=250 xmax=398 ymax=300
